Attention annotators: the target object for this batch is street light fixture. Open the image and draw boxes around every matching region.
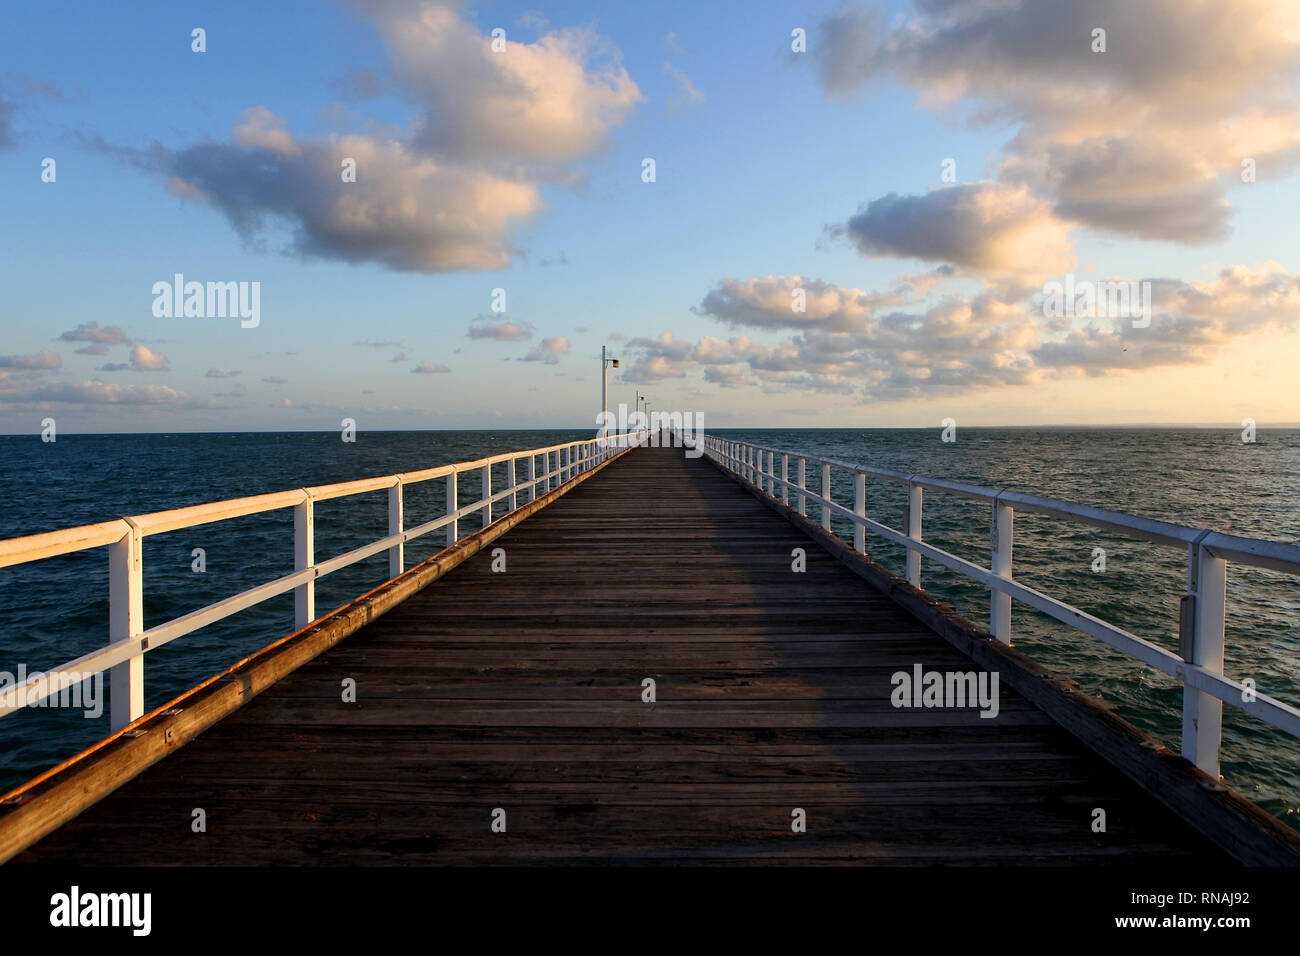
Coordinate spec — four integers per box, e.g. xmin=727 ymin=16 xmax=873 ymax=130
xmin=600 ymin=346 xmax=619 ymax=439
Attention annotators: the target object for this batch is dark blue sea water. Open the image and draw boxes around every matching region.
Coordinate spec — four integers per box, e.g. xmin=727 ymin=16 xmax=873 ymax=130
xmin=0 ymin=428 xmax=1296 ymax=827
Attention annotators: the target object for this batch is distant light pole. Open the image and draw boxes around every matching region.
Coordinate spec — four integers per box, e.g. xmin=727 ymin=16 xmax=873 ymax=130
xmin=601 ymin=346 xmax=619 ymax=439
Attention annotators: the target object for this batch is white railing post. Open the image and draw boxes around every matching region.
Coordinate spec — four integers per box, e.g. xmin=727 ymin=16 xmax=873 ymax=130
xmin=481 ymin=463 xmax=492 ymax=528
xmin=990 ymin=499 xmax=1013 ymax=643
xmin=821 ymin=464 xmax=832 ymax=531
xmin=906 ymin=483 xmax=922 ymax=587
xmin=388 ymin=479 xmax=404 ymax=578
xmin=781 ymin=454 xmax=789 ymax=506
xmin=527 ymin=455 xmax=536 ymax=501
xmin=1182 ymin=543 xmax=1227 ymax=777
xmin=768 ymin=452 xmax=776 ymax=496
xmin=507 ymin=458 xmax=517 ymax=512
xmin=854 ymin=472 xmax=866 ymax=553
xmin=797 ymin=458 xmax=806 ymax=516
xmin=294 ymin=495 xmax=315 ymax=629
xmin=108 ymin=520 xmax=143 ymax=730
xmin=446 ymin=468 xmax=459 ymax=545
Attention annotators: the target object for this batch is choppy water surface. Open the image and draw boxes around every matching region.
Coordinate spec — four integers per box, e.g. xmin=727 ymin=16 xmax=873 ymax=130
xmin=0 ymin=428 xmax=1296 ymax=827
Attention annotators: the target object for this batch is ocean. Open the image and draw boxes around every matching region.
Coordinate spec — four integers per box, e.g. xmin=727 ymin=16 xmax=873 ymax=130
xmin=0 ymin=427 xmax=1296 ymax=826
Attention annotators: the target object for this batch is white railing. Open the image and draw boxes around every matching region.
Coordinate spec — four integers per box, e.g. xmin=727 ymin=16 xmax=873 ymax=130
xmin=703 ymin=434 xmax=1300 ymax=779
xmin=0 ymin=431 xmax=651 ymax=730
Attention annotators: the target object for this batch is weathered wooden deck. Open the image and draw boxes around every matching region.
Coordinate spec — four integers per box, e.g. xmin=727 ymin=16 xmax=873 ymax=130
xmin=13 ymin=445 xmax=1225 ymax=865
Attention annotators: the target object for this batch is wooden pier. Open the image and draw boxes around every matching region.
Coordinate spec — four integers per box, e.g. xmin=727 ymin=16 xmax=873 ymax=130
xmin=7 ymin=442 xmax=1297 ymax=865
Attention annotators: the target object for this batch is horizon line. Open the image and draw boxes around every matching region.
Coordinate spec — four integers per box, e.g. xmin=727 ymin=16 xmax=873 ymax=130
xmin=2 ymin=422 xmax=1296 ymax=437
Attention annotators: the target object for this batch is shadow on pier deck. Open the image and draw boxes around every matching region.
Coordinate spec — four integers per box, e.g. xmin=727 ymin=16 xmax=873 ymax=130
xmin=6 ymin=446 xmax=1242 ymax=865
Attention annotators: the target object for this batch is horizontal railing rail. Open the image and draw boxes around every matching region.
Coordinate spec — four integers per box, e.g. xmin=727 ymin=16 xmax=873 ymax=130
xmin=702 ymin=434 xmax=1300 ymax=779
xmin=0 ymin=430 xmax=651 ymax=729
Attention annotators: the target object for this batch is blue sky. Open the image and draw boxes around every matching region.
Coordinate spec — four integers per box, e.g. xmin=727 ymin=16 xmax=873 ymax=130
xmin=2 ymin=0 xmax=1298 ymax=431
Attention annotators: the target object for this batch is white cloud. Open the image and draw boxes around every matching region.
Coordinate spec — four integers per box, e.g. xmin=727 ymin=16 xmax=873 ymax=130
xmin=170 ymin=114 xmax=542 ymax=273
xmin=99 ymin=344 xmax=168 ymax=372
xmin=157 ymin=2 xmax=641 ymax=273
xmin=130 ymin=344 xmax=169 ymax=371
xmin=363 ymin=1 xmax=642 ymax=164
xmin=815 ymin=0 xmax=1300 ymax=243
xmin=831 ymin=183 xmax=1074 ymax=294
xmin=58 ymin=322 xmax=131 ymax=345
xmin=664 ymin=62 xmax=704 ymax=109
xmin=697 ymin=275 xmax=902 ymax=331
xmin=521 ymin=336 xmax=570 ymax=364
xmin=468 ymin=315 xmax=535 ymax=340
xmin=638 ymin=263 xmax=1300 ymax=399
xmin=0 ymin=380 xmax=189 ymax=405
xmin=0 ymin=349 xmax=61 ymax=370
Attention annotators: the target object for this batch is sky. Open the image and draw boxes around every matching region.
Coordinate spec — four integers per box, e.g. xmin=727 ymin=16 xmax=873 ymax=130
xmin=1 ymin=0 xmax=1299 ymax=432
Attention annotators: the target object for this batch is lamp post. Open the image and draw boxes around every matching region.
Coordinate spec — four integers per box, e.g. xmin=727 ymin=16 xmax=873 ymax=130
xmin=633 ymin=392 xmax=648 ymax=437
xmin=601 ymin=346 xmax=619 ymax=440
